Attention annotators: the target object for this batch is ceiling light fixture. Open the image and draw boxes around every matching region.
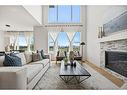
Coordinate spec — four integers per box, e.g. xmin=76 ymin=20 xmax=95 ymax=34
xmin=5 ymin=24 xmax=11 ymax=27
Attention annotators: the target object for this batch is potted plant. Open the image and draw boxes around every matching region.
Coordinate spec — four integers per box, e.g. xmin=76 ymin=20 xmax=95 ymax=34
xmin=69 ymin=51 xmax=75 ymax=66
xmin=64 ymin=57 xmax=68 ymax=66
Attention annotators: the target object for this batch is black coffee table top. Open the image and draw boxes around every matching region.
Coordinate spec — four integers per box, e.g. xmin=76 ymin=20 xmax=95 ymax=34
xmin=59 ymin=60 xmax=91 ymax=76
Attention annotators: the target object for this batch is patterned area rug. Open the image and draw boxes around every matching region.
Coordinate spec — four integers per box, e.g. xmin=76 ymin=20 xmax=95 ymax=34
xmin=34 ymin=62 xmax=119 ymax=90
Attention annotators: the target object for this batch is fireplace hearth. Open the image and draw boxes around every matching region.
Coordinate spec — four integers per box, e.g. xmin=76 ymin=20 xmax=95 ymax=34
xmin=105 ymin=51 xmax=127 ymax=77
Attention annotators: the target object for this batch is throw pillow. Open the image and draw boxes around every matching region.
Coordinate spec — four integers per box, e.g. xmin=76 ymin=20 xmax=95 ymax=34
xmin=37 ymin=50 xmax=43 ymax=60
xmin=3 ymin=54 xmax=22 ymax=66
xmin=39 ymin=52 xmax=43 ymax=60
xmin=0 ymin=56 xmax=5 ymax=67
xmin=15 ymin=53 xmax=27 ymax=65
xmin=24 ymin=52 xmax=33 ymax=64
xmin=32 ymin=52 xmax=42 ymax=62
xmin=10 ymin=53 xmax=17 ymax=57
xmin=40 ymin=50 xmax=46 ymax=59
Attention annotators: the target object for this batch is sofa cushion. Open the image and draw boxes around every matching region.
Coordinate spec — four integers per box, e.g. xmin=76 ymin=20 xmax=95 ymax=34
xmin=23 ymin=64 xmax=43 ymax=83
xmin=3 ymin=54 xmax=22 ymax=66
xmin=30 ymin=59 xmax=49 ymax=67
xmin=24 ymin=52 xmax=32 ymax=64
xmin=41 ymin=59 xmax=49 ymax=66
xmin=0 ymin=56 xmax=5 ymax=67
xmin=16 ymin=53 xmax=27 ymax=65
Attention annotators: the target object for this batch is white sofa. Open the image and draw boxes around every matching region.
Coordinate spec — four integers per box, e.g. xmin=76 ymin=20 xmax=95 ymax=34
xmin=0 ymin=52 xmax=51 ymax=89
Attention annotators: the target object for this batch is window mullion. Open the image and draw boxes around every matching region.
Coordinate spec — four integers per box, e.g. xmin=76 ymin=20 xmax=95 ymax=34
xmin=71 ymin=5 xmax=73 ymax=22
xmin=57 ymin=5 xmax=58 ymax=22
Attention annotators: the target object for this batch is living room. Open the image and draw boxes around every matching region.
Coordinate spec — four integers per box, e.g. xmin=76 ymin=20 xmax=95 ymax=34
xmin=0 ymin=4 xmax=127 ymax=91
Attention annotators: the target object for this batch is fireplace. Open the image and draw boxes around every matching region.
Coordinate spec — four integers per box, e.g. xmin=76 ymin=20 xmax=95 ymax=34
xmin=105 ymin=51 xmax=127 ymax=77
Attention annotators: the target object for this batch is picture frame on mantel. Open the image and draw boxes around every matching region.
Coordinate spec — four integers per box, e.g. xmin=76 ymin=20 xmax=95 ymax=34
xmin=103 ymin=11 xmax=127 ymax=36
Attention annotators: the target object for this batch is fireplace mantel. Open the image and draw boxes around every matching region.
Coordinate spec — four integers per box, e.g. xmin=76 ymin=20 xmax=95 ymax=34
xmin=98 ymin=30 xmax=127 ymax=42
xmin=106 ymin=50 xmax=127 ymax=53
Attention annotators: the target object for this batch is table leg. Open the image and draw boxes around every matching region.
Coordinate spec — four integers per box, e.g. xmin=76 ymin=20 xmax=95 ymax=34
xmin=60 ymin=76 xmax=74 ymax=83
xmin=75 ymin=76 xmax=91 ymax=84
xmin=59 ymin=75 xmax=91 ymax=84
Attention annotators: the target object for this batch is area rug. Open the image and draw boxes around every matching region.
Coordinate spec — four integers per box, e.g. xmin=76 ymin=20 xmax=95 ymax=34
xmin=34 ymin=62 xmax=119 ymax=90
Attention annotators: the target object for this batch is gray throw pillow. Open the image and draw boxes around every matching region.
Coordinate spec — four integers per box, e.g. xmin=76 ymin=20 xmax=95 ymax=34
xmin=32 ymin=52 xmax=42 ymax=62
xmin=3 ymin=54 xmax=22 ymax=66
xmin=40 ymin=50 xmax=46 ymax=59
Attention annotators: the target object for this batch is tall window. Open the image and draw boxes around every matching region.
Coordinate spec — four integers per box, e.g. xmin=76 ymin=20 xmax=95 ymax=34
xmin=72 ymin=32 xmax=81 ymax=52
xmin=57 ymin=32 xmax=69 ymax=52
xmin=18 ymin=32 xmax=28 ymax=51
xmin=48 ymin=5 xmax=80 ymax=23
xmin=48 ymin=6 xmax=57 ymax=23
xmin=48 ymin=34 xmax=54 ymax=52
xmin=29 ymin=36 xmax=34 ymax=51
xmin=18 ymin=32 xmax=34 ymax=51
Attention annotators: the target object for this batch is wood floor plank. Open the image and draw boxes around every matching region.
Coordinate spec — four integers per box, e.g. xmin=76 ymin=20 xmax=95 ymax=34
xmin=85 ymin=60 xmax=124 ymax=87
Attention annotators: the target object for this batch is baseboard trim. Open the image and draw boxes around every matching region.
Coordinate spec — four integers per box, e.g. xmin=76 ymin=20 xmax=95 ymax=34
xmin=85 ymin=60 xmax=124 ymax=88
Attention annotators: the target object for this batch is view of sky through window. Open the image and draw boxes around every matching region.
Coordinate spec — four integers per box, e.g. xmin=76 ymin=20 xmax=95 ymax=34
xmin=72 ymin=32 xmax=80 ymax=46
xmin=58 ymin=6 xmax=71 ymax=23
xmin=48 ymin=5 xmax=80 ymax=23
xmin=48 ymin=32 xmax=80 ymax=47
xmin=18 ymin=33 xmax=27 ymax=46
xmin=57 ymin=32 xmax=69 ymax=47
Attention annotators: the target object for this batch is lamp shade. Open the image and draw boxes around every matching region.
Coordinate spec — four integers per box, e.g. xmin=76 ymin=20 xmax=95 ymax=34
xmin=80 ymin=42 xmax=85 ymax=45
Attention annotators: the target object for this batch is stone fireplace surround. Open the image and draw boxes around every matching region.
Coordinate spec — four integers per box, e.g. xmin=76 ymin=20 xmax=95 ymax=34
xmin=100 ymin=39 xmax=127 ymax=81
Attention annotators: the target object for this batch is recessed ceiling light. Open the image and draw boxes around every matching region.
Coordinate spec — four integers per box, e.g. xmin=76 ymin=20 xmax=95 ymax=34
xmin=5 ymin=24 xmax=10 ymax=27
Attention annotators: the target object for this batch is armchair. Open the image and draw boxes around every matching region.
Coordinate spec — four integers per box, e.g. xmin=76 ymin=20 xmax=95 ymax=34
xmin=56 ymin=51 xmax=67 ymax=64
xmin=71 ymin=51 xmax=82 ymax=61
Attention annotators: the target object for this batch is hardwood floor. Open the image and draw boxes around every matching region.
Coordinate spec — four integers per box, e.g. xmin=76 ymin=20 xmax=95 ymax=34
xmin=85 ymin=60 xmax=124 ymax=87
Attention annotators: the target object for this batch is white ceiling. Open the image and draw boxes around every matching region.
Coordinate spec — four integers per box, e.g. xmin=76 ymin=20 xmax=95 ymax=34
xmin=0 ymin=5 xmax=41 ymax=31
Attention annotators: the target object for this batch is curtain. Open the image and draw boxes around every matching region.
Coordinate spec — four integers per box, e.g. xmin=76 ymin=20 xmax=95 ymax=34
xmin=15 ymin=32 xmax=20 ymax=50
xmin=9 ymin=31 xmax=19 ymax=50
xmin=24 ymin=32 xmax=33 ymax=52
xmin=5 ymin=31 xmax=33 ymax=51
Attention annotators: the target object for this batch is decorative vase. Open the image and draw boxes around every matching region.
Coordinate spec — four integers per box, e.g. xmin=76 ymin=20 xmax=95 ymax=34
xmin=70 ymin=60 xmax=74 ymax=66
xmin=73 ymin=61 xmax=76 ymax=67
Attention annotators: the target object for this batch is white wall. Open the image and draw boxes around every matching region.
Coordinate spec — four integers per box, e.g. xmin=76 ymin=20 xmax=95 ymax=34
xmin=81 ymin=6 xmax=87 ymax=61
xmin=0 ymin=30 xmax=4 ymax=51
xmin=23 ymin=5 xmax=42 ymax=25
xmin=86 ymin=5 xmax=127 ymax=66
xmin=34 ymin=26 xmax=48 ymax=53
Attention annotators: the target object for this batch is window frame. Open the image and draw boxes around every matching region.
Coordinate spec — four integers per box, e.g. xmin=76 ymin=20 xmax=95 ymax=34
xmin=18 ymin=33 xmax=27 ymax=47
xmin=47 ymin=5 xmax=82 ymax=24
xmin=57 ymin=32 xmax=70 ymax=52
xmin=48 ymin=33 xmax=55 ymax=53
xmin=72 ymin=32 xmax=81 ymax=52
